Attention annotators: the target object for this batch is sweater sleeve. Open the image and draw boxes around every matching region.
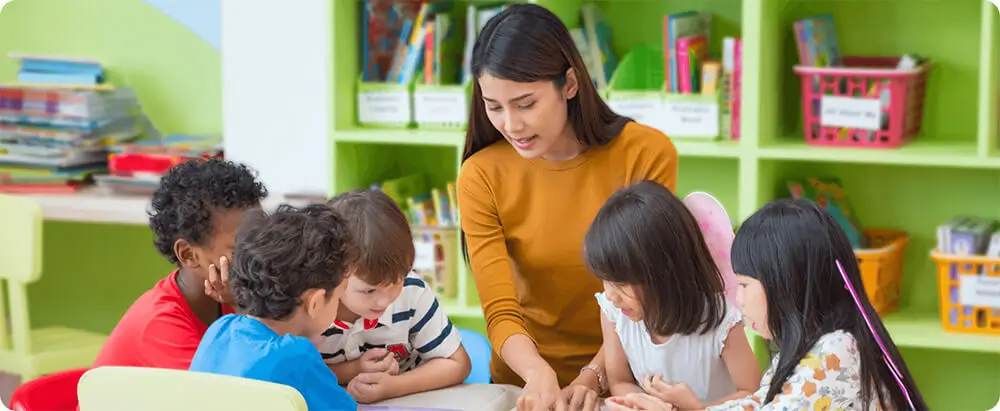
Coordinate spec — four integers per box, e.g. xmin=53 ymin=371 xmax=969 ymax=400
xmin=457 ymin=161 xmax=533 ymax=354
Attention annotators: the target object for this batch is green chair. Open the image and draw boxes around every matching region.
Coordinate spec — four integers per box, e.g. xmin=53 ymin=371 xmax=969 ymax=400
xmin=0 ymin=194 xmax=106 ymax=381
xmin=77 ymin=366 xmax=308 ymax=411
xmin=745 ymin=327 xmax=773 ymax=372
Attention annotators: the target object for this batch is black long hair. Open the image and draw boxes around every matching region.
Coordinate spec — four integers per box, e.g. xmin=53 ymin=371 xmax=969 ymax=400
xmin=731 ymin=199 xmax=926 ymax=410
xmin=583 ymin=180 xmax=725 ymax=336
xmin=461 ymin=3 xmax=629 ymax=164
xmin=459 ymin=3 xmax=630 ymax=263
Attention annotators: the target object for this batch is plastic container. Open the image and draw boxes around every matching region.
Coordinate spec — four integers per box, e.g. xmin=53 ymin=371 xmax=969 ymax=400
xmin=356 ymin=76 xmax=413 ymax=128
xmin=605 ymin=44 xmax=721 ymax=139
xmin=855 ymin=229 xmax=909 ymax=316
xmin=793 ymin=56 xmax=932 ymax=148
xmin=413 ymin=82 xmax=470 ymax=130
xmin=931 ymin=252 xmax=1000 ymax=335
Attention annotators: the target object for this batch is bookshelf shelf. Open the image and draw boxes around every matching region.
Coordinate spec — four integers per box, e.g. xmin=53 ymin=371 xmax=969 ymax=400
xmin=333 ymin=129 xmax=465 ymax=148
xmin=671 ymin=139 xmax=743 ymax=158
xmin=882 ymin=308 xmax=1000 ymax=354
xmin=757 ymin=139 xmax=1000 ymax=169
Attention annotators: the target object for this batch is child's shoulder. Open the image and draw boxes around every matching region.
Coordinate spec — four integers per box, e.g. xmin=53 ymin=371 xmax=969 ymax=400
xmin=810 ymin=330 xmax=860 ymax=357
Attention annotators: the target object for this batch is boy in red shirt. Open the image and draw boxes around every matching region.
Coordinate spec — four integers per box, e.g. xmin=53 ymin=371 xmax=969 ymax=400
xmin=92 ymin=158 xmax=268 ymax=369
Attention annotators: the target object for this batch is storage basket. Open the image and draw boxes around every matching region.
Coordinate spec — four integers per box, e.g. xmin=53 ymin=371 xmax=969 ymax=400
xmin=855 ymin=229 xmax=909 ymax=316
xmin=930 ymin=252 xmax=1000 ymax=335
xmin=793 ymin=56 xmax=932 ymax=148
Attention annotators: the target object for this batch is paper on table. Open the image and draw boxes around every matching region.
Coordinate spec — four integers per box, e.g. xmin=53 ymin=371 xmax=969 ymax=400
xmin=361 ymin=406 xmax=461 ymax=411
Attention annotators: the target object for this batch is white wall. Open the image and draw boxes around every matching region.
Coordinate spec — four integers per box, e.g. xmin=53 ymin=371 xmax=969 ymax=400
xmin=221 ymin=0 xmax=332 ymax=196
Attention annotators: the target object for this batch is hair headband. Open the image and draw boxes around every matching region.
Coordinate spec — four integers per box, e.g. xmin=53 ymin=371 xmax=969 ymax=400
xmin=836 ymin=260 xmax=915 ymax=411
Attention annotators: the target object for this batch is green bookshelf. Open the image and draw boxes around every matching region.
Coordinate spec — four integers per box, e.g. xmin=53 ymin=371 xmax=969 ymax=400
xmin=330 ymin=0 xmax=1000 ymax=407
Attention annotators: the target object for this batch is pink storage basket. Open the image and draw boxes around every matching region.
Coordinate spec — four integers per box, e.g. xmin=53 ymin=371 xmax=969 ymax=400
xmin=794 ymin=56 xmax=932 ymax=148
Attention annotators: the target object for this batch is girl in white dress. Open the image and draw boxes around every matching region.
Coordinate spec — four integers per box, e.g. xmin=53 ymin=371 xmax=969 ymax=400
xmin=583 ymin=181 xmax=762 ymax=410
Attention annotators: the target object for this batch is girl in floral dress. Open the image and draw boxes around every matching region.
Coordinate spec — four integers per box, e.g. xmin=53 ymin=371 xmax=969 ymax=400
xmin=607 ymin=199 xmax=927 ymax=411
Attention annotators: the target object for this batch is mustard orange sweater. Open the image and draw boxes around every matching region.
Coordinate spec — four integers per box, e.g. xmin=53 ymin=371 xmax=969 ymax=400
xmin=457 ymin=122 xmax=679 ymax=386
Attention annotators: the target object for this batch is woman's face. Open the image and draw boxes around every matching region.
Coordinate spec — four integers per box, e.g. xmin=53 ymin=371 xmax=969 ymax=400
xmin=478 ymin=71 xmax=581 ymax=161
xmin=735 ymin=274 xmax=771 ymax=339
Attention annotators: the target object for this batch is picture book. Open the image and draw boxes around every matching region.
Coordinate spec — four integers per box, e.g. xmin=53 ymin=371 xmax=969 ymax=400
xmin=793 ymin=14 xmax=841 ymax=67
xmin=701 ymin=60 xmax=721 ymax=94
xmin=676 ymin=35 xmax=707 ymax=94
xmin=580 ymin=4 xmax=618 ymax=90
xmin=361 ymin=0 xmax=423 ymax=82
xmin=787 ymin=178 xmax=866 ymax=249
xmin=663 ymin=11 xmax=711 ymax=93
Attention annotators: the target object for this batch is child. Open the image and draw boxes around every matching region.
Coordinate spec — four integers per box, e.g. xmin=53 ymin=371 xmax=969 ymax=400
xmin=583 ymin=181 xmax=762 ymax=410
xmin=189 ymin=204 xmax=359 ymax=411
xmin=608 ymin=199 xmax=927 ymax=411
xmin=92 ymin=158 xmax=267 ymax=370
xmin=316 ymin=189 xmax=471 ymax=404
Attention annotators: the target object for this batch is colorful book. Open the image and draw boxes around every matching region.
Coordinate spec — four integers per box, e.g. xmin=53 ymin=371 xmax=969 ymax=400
xmin=676 ymin=35 xmax=706 ymax=94
xmin=663 ymin=11 xmax=711 ymax=93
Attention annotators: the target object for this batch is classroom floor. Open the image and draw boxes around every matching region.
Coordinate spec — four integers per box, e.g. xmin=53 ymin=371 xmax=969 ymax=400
xmin=0 ymin=372 xmax=18 ymax=406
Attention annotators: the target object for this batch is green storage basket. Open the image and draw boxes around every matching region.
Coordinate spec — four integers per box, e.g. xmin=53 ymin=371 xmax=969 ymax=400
xmin=356 ymin=75 xmax=414 ymax=128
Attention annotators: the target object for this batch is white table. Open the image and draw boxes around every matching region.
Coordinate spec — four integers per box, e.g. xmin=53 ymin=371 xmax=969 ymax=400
xmin=19 ymin=187 xmax=295 ymax=225
xmin=369 ymin=384 xmax=522 ymax=411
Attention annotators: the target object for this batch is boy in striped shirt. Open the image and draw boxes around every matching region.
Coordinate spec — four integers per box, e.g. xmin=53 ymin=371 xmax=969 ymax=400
xmin=317 ymin=189 xmax=471 ymax=403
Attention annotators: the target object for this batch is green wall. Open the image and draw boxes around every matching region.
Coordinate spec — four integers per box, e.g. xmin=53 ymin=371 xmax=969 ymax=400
xmin=0 ymin=0 xmax=221 ymax=333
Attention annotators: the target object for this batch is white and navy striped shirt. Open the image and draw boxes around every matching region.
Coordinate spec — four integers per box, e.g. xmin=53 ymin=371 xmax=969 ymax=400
xmin=316 ymin=274 xmax=461 ymax=372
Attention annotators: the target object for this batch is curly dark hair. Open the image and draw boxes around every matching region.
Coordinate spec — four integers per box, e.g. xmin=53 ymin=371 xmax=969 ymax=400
xmin=148 ymin=158 xmax=268 ymax=265
xmin=229 ymin=204 xmax=357 ymax=320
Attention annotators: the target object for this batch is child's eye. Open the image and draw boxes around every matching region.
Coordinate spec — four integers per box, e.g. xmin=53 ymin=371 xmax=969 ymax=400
xmin=365 ymin=289 xmax=376 ymax=294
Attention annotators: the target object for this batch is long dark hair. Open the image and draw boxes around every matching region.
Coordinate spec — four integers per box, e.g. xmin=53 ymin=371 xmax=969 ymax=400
xmin=583 ymin=180 xmax=725 ymax=336
xmin=461 ymin=3 xmax=629 ymax=164
xmin=731 ymin=199 xmax=926 ymax=410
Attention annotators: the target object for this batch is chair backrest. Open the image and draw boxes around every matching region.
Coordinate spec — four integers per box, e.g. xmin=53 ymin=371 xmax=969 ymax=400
xmin=0 ymin=194 xmax=42 ymax=283
xmin=77 ymin=366 xmax=308 ymax=411
xmin=458 ymin=328 xmax=491 ymax=384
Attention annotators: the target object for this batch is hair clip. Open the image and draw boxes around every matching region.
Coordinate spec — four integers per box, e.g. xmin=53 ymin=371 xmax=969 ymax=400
xmin=836 ymin=260 xmax=915 ymax=411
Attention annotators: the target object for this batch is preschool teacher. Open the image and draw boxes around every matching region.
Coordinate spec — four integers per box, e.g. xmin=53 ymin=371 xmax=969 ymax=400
xmin=456 ymin=4 xmax=679 ymax=411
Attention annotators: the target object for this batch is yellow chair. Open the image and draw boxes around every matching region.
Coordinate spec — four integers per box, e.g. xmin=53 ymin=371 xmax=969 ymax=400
xmin=77 ymin=366 xmax=308 ymax=411
xmin=0 ymin=194 xmax=106 ymax=381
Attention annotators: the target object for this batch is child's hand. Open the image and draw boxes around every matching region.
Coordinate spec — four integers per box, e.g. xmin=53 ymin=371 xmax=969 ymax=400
xmin=204 ymin=256 xmax=235 ymax=306
xmin=347 ymin=371 xmax=395 ymax=404
xmin=359 ymin=348 xmax=399 ymax=375
xmin=640 ymin=375 xmax=701 ymax=410
xmin=605 ymin=393 xmax=676 ymax=411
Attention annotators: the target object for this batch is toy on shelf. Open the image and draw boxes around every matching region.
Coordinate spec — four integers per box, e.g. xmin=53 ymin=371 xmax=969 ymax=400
xmin=792 ymin=14 xmax=932 ymax=149
xmin=932 ymin=216 xmax=1000 ymax=335
xmin=682 ymin=192 xmax=738 ymax=305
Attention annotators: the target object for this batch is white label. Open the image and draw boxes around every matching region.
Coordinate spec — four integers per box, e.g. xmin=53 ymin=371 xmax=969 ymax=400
xmin=661 ymin=101 xmax=719 ymax=138
xmin=607 ymin=99 xmax=664 ymax=127
xmin=820 ymin=95 xmax=882 ymax=130
xmin=358 ymin=91 xmax=411 ymax=124
xmin=414 ymin=91 xmax=467 ymax=125
xmin=959 ymin=275 xmax=1000 ymax=309
xmin=413 ymin=241 xmax=436 ymax=271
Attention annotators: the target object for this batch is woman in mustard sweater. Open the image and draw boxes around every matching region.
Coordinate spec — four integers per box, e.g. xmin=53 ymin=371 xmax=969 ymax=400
xmin=457 ymin=4 xmax=679 ymax=411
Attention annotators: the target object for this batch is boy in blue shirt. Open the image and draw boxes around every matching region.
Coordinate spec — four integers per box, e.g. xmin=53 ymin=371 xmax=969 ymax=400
xmin=190 ymin=204 xmax=359 ymax=411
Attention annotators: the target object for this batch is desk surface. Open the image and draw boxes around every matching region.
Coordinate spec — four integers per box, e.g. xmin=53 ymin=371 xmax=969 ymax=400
xmin=20 ymin=187 xmax=293 ymax=225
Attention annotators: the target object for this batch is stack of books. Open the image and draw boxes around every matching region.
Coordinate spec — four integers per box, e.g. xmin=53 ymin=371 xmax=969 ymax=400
xmin=95 ymin=134 xmax=223 ymax=195
xmin=0 ymin=54 xmax=149 ymax=194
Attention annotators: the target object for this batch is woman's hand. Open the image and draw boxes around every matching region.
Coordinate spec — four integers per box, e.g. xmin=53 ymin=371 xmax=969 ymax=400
xmin=517 ymin=366 xmax=566 ymax=411
xmin=641 ymin=375 xmax=702 ymax=410
xmin=560 ymin=370 xmax=600 ymax=411
xmin=605 ymin=393 xmax=675 ymax=411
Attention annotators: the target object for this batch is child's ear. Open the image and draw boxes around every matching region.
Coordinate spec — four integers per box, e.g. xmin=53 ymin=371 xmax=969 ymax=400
xmin=173 ymin=239 xmax=202 ymax=269
xmin=304 ymin=288 xmax=333 ymax=319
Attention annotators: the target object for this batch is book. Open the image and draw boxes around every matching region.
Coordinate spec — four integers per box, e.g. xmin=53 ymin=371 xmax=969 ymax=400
xmin=676 ymin=35 xmax=707 ymax=94
xmin=701 ymin=60 xmax=721 ymax=94
xmin=663 ymin=11 xmax=711 ymax=93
